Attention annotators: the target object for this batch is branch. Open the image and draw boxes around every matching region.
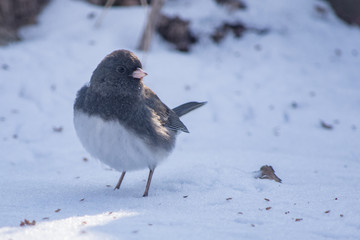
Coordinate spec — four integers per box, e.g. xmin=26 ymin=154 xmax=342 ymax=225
xmin=137 ymin=0 xmax=165 ymax=51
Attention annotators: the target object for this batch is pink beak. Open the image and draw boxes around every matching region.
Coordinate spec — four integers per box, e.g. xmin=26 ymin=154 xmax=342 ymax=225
xmin=132 ymin=68 xmax=148 ymax=79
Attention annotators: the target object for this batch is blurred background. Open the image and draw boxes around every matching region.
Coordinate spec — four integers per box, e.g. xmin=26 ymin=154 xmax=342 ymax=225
xmin=0 ymin=0 xmax=359 ymax=239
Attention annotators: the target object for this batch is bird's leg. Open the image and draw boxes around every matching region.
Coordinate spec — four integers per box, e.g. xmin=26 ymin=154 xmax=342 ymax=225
xmin=142 ymin=169 xmax=154 ymax=197
xmin=114 ymin=171 xmax=126 ymax=190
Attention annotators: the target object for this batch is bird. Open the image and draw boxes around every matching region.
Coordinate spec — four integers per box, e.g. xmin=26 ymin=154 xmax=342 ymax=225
xmin=73 ymin=49 xmax=205 ymax=197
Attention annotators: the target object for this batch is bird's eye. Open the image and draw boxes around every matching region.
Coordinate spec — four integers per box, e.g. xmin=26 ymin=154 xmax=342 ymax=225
xmin=116 ymin=66 xmax=126 ymax=74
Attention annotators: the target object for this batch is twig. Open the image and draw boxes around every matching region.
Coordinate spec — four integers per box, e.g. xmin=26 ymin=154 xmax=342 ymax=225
xmin=137 ymin=0 xmax=165 ymax=52
xmin=94 ymin=0 xmax=116 ymax=28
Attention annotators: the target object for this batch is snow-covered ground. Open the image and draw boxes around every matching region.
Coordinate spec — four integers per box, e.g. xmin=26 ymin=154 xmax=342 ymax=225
xmin=1 ymin=0 xmax=360 ymax=239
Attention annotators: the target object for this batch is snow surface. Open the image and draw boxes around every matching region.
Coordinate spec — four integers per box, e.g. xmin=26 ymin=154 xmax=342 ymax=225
xmin=1 ymin=0 xmax=360 ymax=239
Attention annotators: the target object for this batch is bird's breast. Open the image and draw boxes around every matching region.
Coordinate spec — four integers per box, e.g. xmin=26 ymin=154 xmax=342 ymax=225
xmin=73 ymin=110 xmax=171 ymax=171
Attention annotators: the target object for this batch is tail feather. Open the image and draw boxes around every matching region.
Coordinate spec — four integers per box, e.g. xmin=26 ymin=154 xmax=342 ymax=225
xmin=172 ymin=101 xmax=206 ymax=117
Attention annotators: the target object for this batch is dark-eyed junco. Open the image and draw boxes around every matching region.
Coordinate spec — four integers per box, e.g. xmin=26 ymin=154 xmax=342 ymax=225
xmin=74 ymin=49 xmax=205 ymax=197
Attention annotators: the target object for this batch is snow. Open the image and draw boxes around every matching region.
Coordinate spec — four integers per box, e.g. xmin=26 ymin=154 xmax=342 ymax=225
xmin=1 ymin=0 xmax=360 ymax=239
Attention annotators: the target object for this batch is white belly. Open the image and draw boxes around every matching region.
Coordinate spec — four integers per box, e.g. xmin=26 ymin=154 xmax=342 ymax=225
xmin=74 ymin=110 xmax=170 ymax=171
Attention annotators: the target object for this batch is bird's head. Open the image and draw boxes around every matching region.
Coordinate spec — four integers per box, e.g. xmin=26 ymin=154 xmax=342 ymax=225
xmin=89 ymin=49 xmax=147 ymax=96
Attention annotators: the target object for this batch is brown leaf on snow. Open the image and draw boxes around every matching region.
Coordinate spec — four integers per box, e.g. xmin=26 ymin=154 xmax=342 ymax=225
xmin=20 ymin=219 xmax=36 ymax=227
xmin=55 ymin=209 xmax=61 ymax=213
xmin=324 ymin=210 xmax=330 ymax=214
xmin=266 ymin=207 xmax=272 ymax=210
xmin=295 ymin=218 xmax=303 ymax=222
xmin=156 ymin=15 xmax=198 ymax=52
xmin=264 ymin=198 xmax=270 ymax=202
xmin=254 ymin=165 xmax=282 ymax=183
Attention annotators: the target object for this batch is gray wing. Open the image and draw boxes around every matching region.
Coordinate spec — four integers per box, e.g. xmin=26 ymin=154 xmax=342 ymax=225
xmin=144 ymin=87 xmax=189 ymax=133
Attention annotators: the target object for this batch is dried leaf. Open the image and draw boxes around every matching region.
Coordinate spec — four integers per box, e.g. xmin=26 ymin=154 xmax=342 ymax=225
xmin=254 ymin=165 xmax=282 ymax=183
xmin=55 ymin=209 xmax=61 ymax=213
xmin=266 ymin=207 xmax=272 ymax=210
xmin=156 ymin=15 xmax=198 ymax=52
xmin=20 ymin=219 xmax=36 ymax=226
xmin=324 ymin=210 xmax=330 ymax=214
xmin=295 ymin=218 xmax=303 ymax=222
xmin=226 ymin=197 xmax=232 ymax=201
xmin=264 ymin=198 xmax=270 ymax=202
xmin=211 ymin=22 xmax=247 ymax=43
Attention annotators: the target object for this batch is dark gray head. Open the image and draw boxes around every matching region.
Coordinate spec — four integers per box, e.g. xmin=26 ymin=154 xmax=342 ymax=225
xmin=89 ymin=49 xmax=147 ymax=96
